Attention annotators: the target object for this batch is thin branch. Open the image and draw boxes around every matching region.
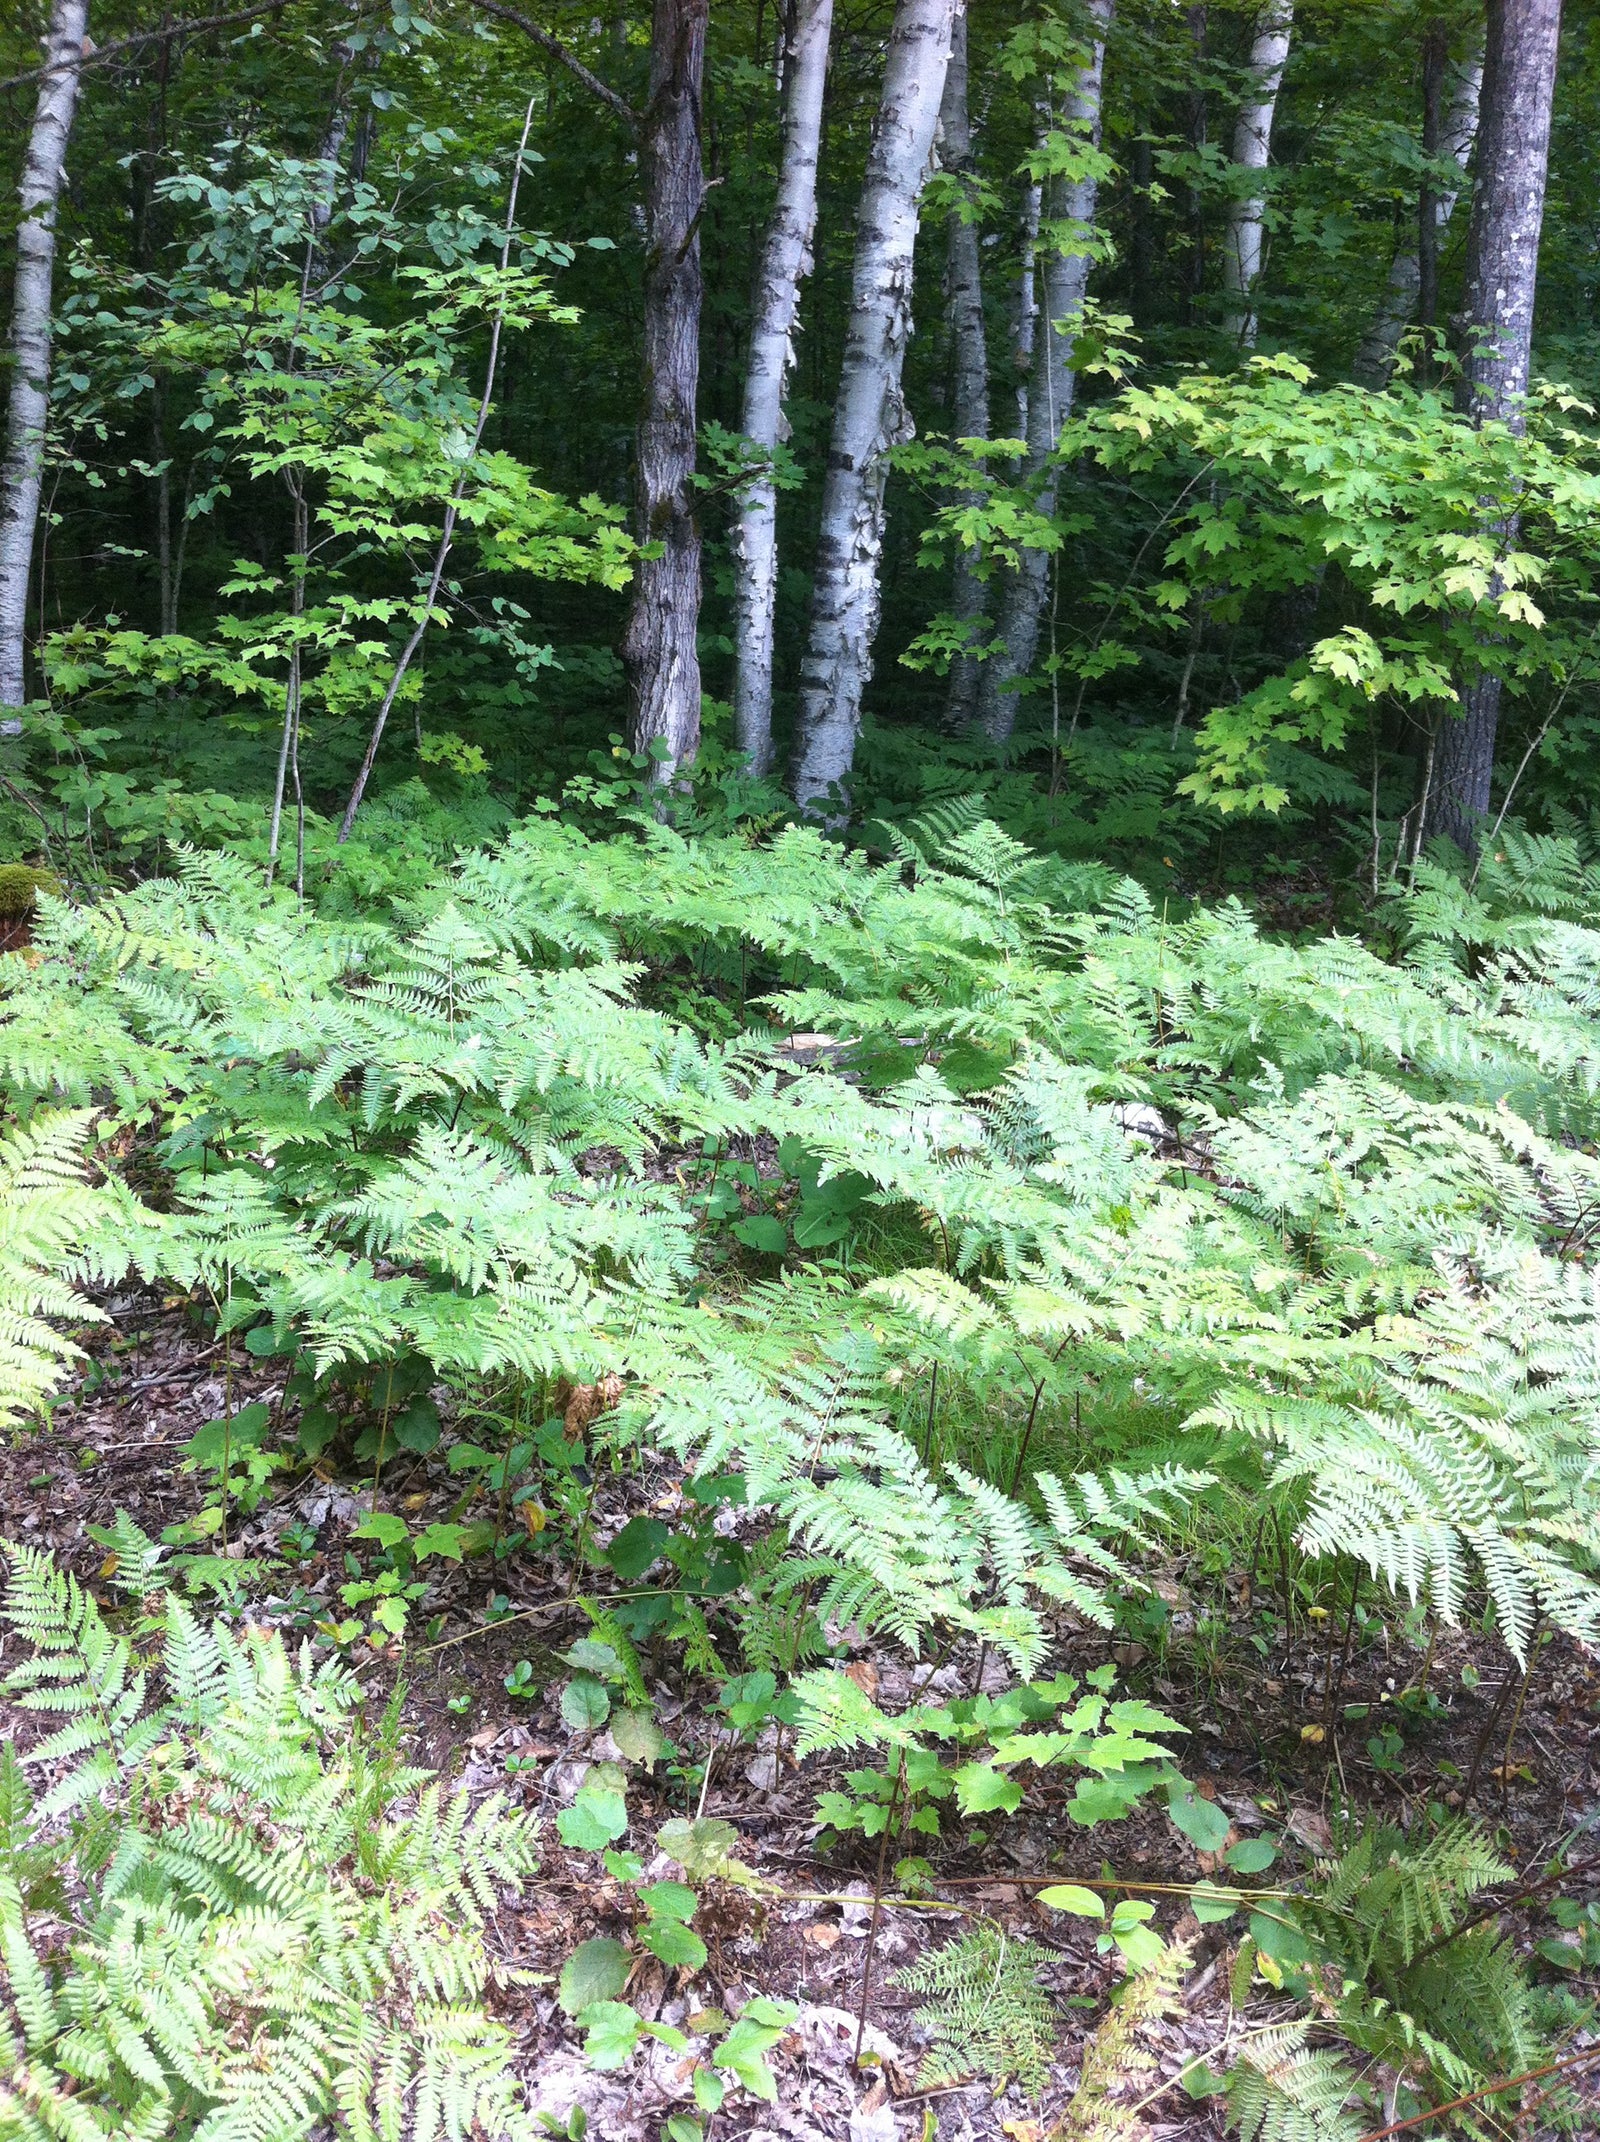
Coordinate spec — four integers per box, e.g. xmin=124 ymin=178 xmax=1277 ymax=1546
xmin=0 ymin=3 xmax=312 ymax=95
xmin=470 ymin=0 xmax=638 ymax=126
xmin=338 ymin=99 xmax=537 ymax=842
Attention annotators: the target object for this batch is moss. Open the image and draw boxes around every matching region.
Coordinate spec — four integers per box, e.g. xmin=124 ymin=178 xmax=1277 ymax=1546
xmin=0 ymin=865 xmax=57 ymax=915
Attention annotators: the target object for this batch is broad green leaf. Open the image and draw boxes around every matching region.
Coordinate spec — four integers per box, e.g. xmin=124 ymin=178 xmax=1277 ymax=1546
xmin=558 ymin=1937 xmax=631 ymax=2015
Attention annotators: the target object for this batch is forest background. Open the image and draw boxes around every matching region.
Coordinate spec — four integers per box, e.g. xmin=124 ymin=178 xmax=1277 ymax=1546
xmin=3 ymin=5 xmax=1600 ymax=2142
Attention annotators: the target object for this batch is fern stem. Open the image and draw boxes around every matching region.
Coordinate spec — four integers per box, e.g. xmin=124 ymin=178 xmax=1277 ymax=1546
xmin=854 ymin=1743 xmax=903 ymax=2065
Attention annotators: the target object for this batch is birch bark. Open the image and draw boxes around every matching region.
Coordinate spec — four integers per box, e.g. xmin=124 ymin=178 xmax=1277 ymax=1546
xmin=940 ymin=3 xmax=991 ymax=731
xmin=0 ymin=0 xmax=90 ymax=726
xmin=622 ymin=0 xmax=710 ymax=786
xmin=978 ymin=0 xmax=1112 ymax=744
xmin=1352 ymin=40 xmax=1481 ymax=389
xmin=731 ymin=0 xmax=833 ymax=777
xmin=1220 ymin=0 xmax=1293 ymax=347
xmin=1428 ymin=0 xmax=1563 ymax=852
xmin=787 ymin=0 xmax=957 ymax=815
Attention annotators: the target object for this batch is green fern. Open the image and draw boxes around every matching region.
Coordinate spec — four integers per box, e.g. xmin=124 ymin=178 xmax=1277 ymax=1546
xmin=894 ymin=1923 xmax=1060 ymax=2093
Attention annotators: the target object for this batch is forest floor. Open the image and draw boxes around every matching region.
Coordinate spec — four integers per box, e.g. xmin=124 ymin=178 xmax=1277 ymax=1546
xmin=4 ymin=1288 xmax=1599 ymax=2142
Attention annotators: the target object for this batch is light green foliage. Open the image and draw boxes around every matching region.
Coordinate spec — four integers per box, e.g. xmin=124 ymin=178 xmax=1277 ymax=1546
xmin=894 ymin=1923 xmax=1062 ymax=2094
xmin=0 ymin=1543 xmax=542 ymax=2141
xmin=0 ymin=1113 xmax=127 ymax=1433
xmin=4 ymin=812 xmax=1600 ymax=1659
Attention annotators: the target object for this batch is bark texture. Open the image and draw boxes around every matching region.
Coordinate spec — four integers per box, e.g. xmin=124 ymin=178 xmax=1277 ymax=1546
xmin=1352 ymin=39 xmax=1481 ymax=388
xmin=1220 ymin=0 xmax=1293 ymax=347
xmin=623 ymin=0 xmax=710 ymax=785
xmin=1428 ymin=0 xmax=1562 ymax=851
xmin=978 ymin=0 xmax=1112 ymax=744
xmin=788 ymin=0 xmax=957 ymax=815
xmin=731 ymin=0 xmax=833 ymax=777
xmin=939 ymin=5 xmax=991 ymax=731
xmin=0 ymin=0 xmax=90 ymax=723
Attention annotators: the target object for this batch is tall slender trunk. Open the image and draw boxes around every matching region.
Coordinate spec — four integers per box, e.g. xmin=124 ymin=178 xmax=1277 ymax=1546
xmin=731 ymin=0 xmax=833 ymax=777
xmin=1220 ymin=0 xmax=1293 ymax=348
xmin=940 ymin=4 xmax=990 ymax=731
xmin=623 ymin=0 xmax=710 ymax=786
xmin=1428 ymin=0 xmax=1563 ymax=853
xmin=1352 ymin=33 xmax=1481 ymax=389
xmin=1010 ymin=170 xmax=1042 ymax=439
xmin=979 ymin=0 xmax=1112 ymax=745
xmin=1185 ymin=5 xmax=1207 ymax=318
xmin=787 ymin=0 xmax=957 ymax=816
xmin=0 ymin=0 xmax=90 ymax=729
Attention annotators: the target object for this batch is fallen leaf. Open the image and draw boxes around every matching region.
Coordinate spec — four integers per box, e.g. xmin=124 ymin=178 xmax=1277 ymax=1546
xmin=803 ymin=1922 xmax=841 ymax=1949
xmin=844 ymin=1659 xmax=880 ymax=1700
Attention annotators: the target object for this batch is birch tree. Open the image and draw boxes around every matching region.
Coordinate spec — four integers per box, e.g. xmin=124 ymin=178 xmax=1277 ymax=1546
xmin=939 ymin=3 xmax=991 ymax=732
xmin=731 ymin=0 xmax=833 ymax=778
xmin=1427 ymin=0 xmax=1564 ymax=852
xmin=787 ymin=0 xmax=958 ymax=815
xmin=1352 ymin=33 xmax=1482 ymax=389
xmin=0 ymin=0 xmax=90 ymax=727
xmin=1220 ymin=0 xmax=1293 ymax=347
xmin=979 ymin=0 xmax=1113 ymax=745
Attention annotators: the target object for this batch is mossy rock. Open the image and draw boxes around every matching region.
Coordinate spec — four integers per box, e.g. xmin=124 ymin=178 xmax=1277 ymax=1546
xmin=0 ymin=864 xmax=57 ymax=915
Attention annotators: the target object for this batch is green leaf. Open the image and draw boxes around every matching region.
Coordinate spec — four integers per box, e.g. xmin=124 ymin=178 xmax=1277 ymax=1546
xmin=1249 ymin=1907 xmax=1315 ymax=1965
xmin=641 ymin=1880 xmax=698 ymax=1923
xmin=351 ymin=1512 xmax=410 ymax=1552
xmin=658 ymin=1817 xmax=743 ymax=1882
xmin=1066 ymin=1773 xmax=1145 ymax=1826
xmin=1225 ymin=1835 xmax=1278 ymax=1874
xmin=391 ymin=1394 xmax=440 ymax=1454
xmin=412 ymin=1522 xmax=467 ymax=1563
xmin=562 ymin=1638 xmax=622 ymax=1679
xmin=715 ymin=1998 xmax=795 ymax=2101
xmin=730 ymin=1214 xmax=787 ymax=1255
xmin=1168 ymin=1787 xmax=1231 ymax=1853
xmin=611 ymin=1708 xmax=668 ymax=1767
xmin=1190 ymin=1881 xmax=1244 ymax=1924
xmin=561 ymin=1674 xmax=612 ymax=1730
xmin=557 ymin=1785 xmax=628 ymax=1852
xmin=952 ymin=1762 xmax=1023 ymax=1816
xmin=640 ymin=1916 xmax=707 ymax=1970
xmin=665 ymin=2117 xmax=704 ymax=2142
xmin=692 ymin=2068 xmax=725 ymax=2112
xmin=605 ymin=1516 xmax=671 ymax=1581
xmin=579 ymin=1999 xmax=646 ymax=2069
xmin=559 ymin=1937 xmax=631 ymax=2015
xmin=1038 ymin=1883 xmax=1105 ymax=1919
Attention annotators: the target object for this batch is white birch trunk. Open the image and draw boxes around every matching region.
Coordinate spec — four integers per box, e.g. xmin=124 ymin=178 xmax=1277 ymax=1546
xmin=940 ymin=4 xmax=991 ymax=731
xmin=1010 ymin=171 xmax=1043 ymax=441
xmin=731 ymin=0 xmax=833 ymax=777
xmin=1352 ymin=52 xmax=1482 ymax=389
xmin=0 ymin=0 xmax=90 ymax=724
xmin=1221 ymin=0 xmax=1293 ymax=347
xmin=787 ymin=0 xmax=958 ymax=816
xmin=979 ymin=0 xmax=1112 ymax=744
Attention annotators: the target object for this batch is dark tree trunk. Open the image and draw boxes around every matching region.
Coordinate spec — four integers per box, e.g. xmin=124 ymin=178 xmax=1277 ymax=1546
xmin=940 ymin=5 xmax=991 ymax=731
xmin=623 ymin=0 xmax=710 ymax=786
xmin=1417 ymin=20 xmax=1448 ymax=336
xmin=1427 ymin=0 xmax=1562 ymax=852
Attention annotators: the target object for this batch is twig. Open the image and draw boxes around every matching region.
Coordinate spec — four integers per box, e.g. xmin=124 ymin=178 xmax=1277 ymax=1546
xmin=0 ymin=1 xmax=305 ymax=93
xmin=338 ymin=99 xmax=537 ymax=840
xmin=470 ymin=0 xmax=638 ymax=126
xmin=854 ymin=1747 xmax=904 ymax=2064
xmin=1351 ymin=2042 xmax=1600 ymax=2141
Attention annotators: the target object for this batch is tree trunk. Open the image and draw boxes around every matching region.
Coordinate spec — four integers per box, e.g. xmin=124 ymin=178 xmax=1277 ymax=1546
xmin=940 ymin=4 xmax=990 ymax=731
xmin=622 ymin=0 xmax=710 ymax=785
xmin=1352 ymin=32 xmax=1481 ymax=388
xmin=1221 ymin=0 xmax=1293 ymax=348
xmin=0 ymin=0 xmax=90 ymax=728
xmin=1009 ymin=169 xmax=1043 ymax=440
xmin=1428 ymin=0 xmax=1562 ymax=852
xmin=1185 ymin=5 xmax=1207 ymax=319
xmin=787 ymin=0 xmax=957 ymax=816
xmin=731 ymin=0 xmax=832 ymax=777
xmin=978 ymin=0 xmax=1112 ymax=745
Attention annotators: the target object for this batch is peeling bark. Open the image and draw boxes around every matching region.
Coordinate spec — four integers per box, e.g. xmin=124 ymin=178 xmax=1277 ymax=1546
xmin=731 ymin=0 xmax=833 ymax=777
xmin=0 ymin=0 xmax=90 ymax=726
xmin=1428 ymin=0 xmax=1563 ymax=853
xmin=622 ymin=0 xmax=711 ymax=786
xmin=1221 ymin=0 xmax=1293 ymax=348
xmin=788 ymin=0 xmax=957 ymax=816
xmin=979 ymin=0 xmax=1112 ymax=744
